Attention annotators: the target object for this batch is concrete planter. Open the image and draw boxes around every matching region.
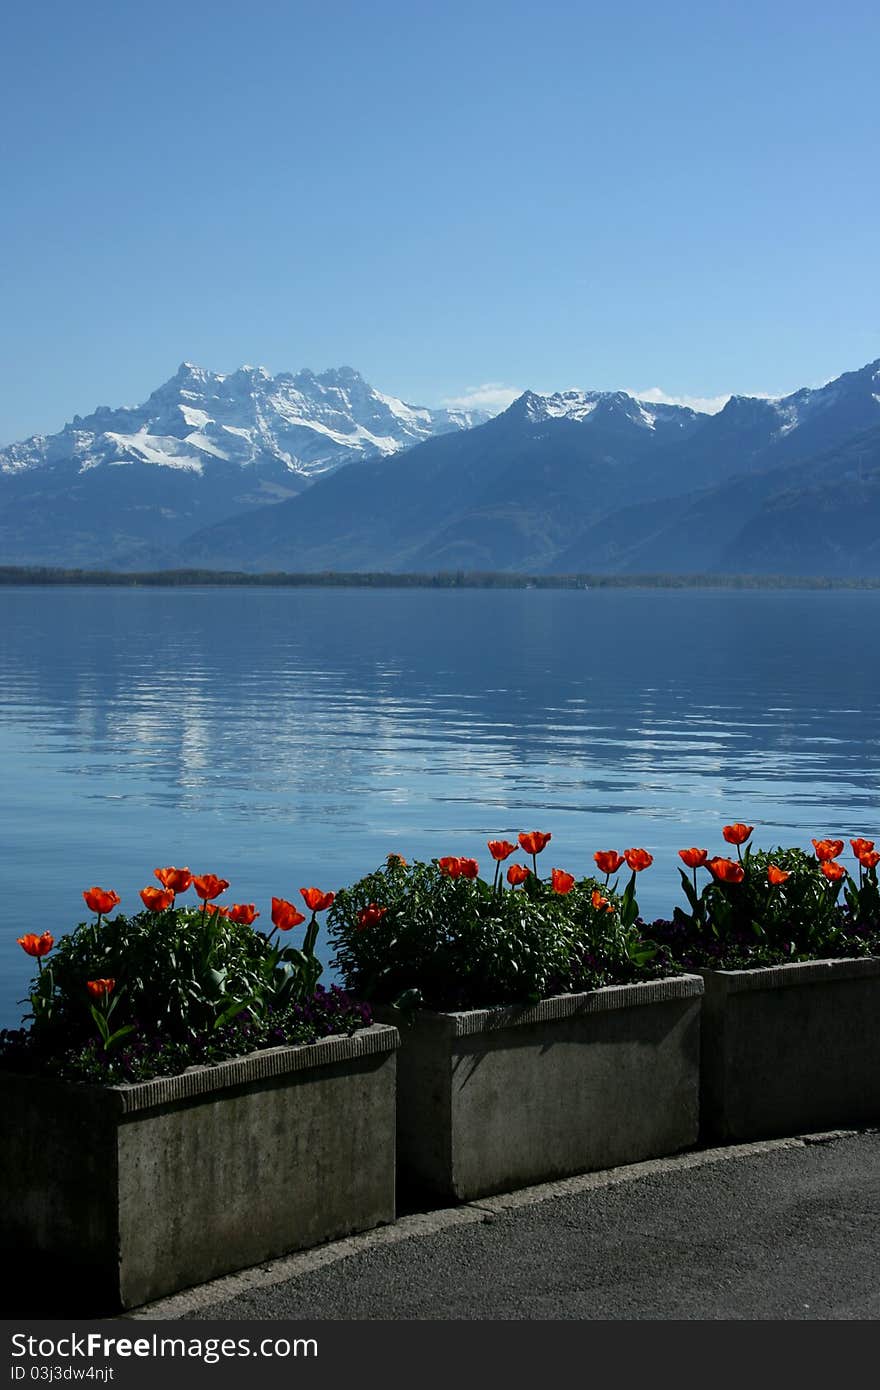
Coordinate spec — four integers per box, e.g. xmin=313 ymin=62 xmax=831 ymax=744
xmin=699 ymin=957 xmax=880 ymax=1142
xmin=0 ymin=1023 xmax=398 ymax=1313
xmin=379 ymin=975 xmax=703 ymax=1201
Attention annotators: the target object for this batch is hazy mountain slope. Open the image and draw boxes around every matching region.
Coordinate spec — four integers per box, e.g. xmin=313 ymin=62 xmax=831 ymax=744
xmin=553 ymin=421 xmax=880 ymax=576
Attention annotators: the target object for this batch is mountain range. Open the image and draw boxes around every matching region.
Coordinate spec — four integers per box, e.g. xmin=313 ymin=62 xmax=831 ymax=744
xmin=3 ymin=357 xmax=880 ymax=575
xmin=0 ymin=364 xmax=487 ymax=569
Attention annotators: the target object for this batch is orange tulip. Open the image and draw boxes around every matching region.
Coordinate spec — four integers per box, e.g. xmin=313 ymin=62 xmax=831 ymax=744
xmin=593 ymin=850 xmax=625 ymax=876
xmin=850 ymin=838 xmax=875 ymax=860
xmin=271 ymin=897 xmax=306 ymax=932
xmin=812 ymin=839 xmax=844 ymax=863
xmin=438 ymin=856 xmax=463 ymax=877
xmin=857 ymin=849 xmax=880 ymax=870
xmin=708 ymin=857 xmax=745 ymax=884
xmin=591 ymin=889 xmax=613 ymax=913
xmin=139 ymin=886 xmax=174 ymax=912
xmin=518 ymin=831 xmax=551 ymax=856
xmin=83 ymin=887 xmax=121 ymax=916
xmin=386 ymin=853 xmax=408 ymax=867
xmin=487 ymin=840 xmax=516 ymax=861
xmin=722 ymin=824 xmax=753 ymax=846
xmin=86 ymin=978 xmax=115 ymax=1001
xmin=551 ymin=868 xmax=575 ymax=894
xmin=205 ymin=903 xmax=230 ymax=918
xmin=227 ymin=903 xmax=260 ymax=925
xmin=300 ymin=887 xmax=335 ymax=913
xmin=678 ymin=848 xmax=708 ymax=869
xmin=17 ymin=932 xmax=53 ymax=958
xmin=154 ymin=866 xmax=193 ymax=894
xmin=192 ymin=874 xmax=229 ymax=901
xmin=507 ymin=864 xmax=530 ymax=885
xmin=767 ymin=864 xmax=790 ymax=886
xmin=624 ymin=848 xmax=653 ymax=872
xmin=357 ymin=903 xmax=388 ymax=930
xmin=820 ymin=860 xmax=845 ymax=882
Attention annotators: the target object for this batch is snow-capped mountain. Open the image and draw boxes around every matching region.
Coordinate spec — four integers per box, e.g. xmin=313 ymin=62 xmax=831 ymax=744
xmin=515 ymin=387 xmax=701 ymax=434
xmin=178 ymin=357 xmax=880 ymax=577
xmin=0 ymin=362 xmax=488 ymax=485
xmin=3 ymin=356 xmax=879 ymax=574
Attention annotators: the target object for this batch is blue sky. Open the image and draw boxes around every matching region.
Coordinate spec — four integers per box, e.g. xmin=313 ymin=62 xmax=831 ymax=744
xmin=1 ymin=0 xmax=878 ymax=443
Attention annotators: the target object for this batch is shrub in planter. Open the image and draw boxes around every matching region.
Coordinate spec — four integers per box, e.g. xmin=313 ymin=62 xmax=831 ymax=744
xmin=0 ymin=869 xmax=397 ymax=1312
xmin=328 ymin=841 xmax=667 ymax=1012
xmin=328 ymin=838 xmax=702 ymax=1200
xmin=646 ymin=827 xmax=880 ymax=1141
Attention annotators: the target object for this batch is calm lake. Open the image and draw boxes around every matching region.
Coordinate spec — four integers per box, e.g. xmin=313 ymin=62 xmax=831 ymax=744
xmin=2 ymin=584 xmax=879 ymax=1027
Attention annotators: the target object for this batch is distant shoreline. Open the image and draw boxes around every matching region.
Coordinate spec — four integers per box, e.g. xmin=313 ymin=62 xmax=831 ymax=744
xmin=2 ymin=566 xmax=880 ymax=590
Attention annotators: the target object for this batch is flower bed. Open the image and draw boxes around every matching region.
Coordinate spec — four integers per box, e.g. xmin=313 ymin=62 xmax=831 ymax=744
xmin=643 ymin=827 xmax=880 ymax=1140
xmin=0 ymin=868 xmax=397 ymax=1312
xmin=328 ymin=835 xmax=703 ymax=1198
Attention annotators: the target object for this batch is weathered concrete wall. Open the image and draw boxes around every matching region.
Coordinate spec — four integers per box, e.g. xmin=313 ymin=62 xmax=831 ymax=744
xmin=699 ymin=957 xmax=880 ymax=1142
xmin=380 ymin=977 xmax=703 ymax=1202
xmin=1 ymin=1024 xmax=398 ymax=1312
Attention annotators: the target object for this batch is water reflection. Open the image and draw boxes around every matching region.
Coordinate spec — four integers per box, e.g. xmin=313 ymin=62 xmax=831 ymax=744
xmin=2 ymin=585 xmax=879 ymax=1024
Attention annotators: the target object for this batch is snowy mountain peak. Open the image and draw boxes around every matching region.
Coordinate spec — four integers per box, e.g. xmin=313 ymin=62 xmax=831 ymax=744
xmin=513 ymin=386 xmax=699 ymax=432
xmin=1 ymin=363 xmax=491 ymax=483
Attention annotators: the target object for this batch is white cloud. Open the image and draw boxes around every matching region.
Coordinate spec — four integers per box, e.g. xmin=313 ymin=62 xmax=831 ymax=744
xmin=630 ymin=387 xmax=732 ymax=415
xmin=441 ymin=382 xmax=522 ymax=416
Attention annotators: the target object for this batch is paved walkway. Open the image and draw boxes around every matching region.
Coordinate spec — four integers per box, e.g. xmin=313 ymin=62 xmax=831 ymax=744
xmin=129 ymin=1129 xmax=880 ymax=1321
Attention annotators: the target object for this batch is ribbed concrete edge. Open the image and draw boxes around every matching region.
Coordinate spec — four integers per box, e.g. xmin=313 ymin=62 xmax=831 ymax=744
xmin=106 ymin=1024 xmax=399 ymax=1115
xmin=123 ymin=1127 xmax=876 ymax=1320
xmin=699 ymin=956 xmax=880 ymax=996
xmin=416 ymin=974 xmax=705 ymax=1037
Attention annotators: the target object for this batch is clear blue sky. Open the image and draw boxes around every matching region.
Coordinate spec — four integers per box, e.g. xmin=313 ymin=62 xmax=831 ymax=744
xmin=2 ymin=0 xmax=878 ymax=443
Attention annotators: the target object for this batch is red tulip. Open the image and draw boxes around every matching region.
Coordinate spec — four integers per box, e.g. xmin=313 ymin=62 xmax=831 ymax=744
xmin=487 ymin=840 xmax=516 ymax=861
xmin=205 ymin=903 xmax=230 ymax=918
xmin=708 ymin=856 xmax=745 ymax=884
xmin=140 ymin=886 xmax=174 ymax=912
xmin=357 ymin=903 xmax=388 ymax=931
xmin=192 ymin=874 xmax=230 ymax=902
xmin=820 ymin=860 xmax=845 ymax=882
xmin=154 ymin=867 xmax=193 ymax=894
xmin=812 ymin=839 xmax=844 ymax=863
xmin=857 ymin=849 xmax=880 ymax=870
xmin=624 ymin=848 xmax=653 ymax=873
xmin=507 ymin=863 xmax=530 ymax=885
xmin=518 ymin=831 xmax=551 ymax=856
xmin=551 ymin=868 xmax=575 ymax=895
xmin=227 ymin=903 xmax=260 ymax=925
xmin=593 ymin=850 xmax=625 ymax=876
xmin=83 ymin=887 xmax=121 ymax=916
xmin=678 ymin=848 xmax=708 ymax=869
xmin=591 ymin=890 xmax=613 ymax=913
xmin=300 ymin=887 xmax=335 ymax=913
xmin=767 ymin=864 xmax=790 ymax=886
xmin=850 ymin=838 xmax=875 ymax=860
xmin=17 ymin=932 xmax=53 ymax=958
xmin=438 ymin=856 xmax=463 ymax=878
xmin=722 ymin=824 xmax=753 ymax=846
xmin=86 ymin=978 xmax=115 ymax=1001
xmin=271 ymin=897 xmax=306 ymax=932
xmin=458 ymin=857 xmax=480 ymax=879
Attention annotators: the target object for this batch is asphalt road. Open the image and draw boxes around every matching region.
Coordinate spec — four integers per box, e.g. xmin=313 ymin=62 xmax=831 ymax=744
xmin=132 ymin=1129 xmax=880 ymax=1321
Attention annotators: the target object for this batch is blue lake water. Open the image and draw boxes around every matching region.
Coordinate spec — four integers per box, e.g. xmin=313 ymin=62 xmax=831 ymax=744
xmin=2 ymin=584 xmax=879 ymax=1027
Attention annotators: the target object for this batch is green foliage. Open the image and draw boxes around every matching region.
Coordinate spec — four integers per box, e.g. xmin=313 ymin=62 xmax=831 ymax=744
xmin=2 ymin=985 xmax=371 ymax=1084
xmin=327 ymin=858 xmax=661 ymax=1011
xmin=648 ymin=846 xmax=880 ymax=970
xmin=20 ymin=902 xmax=332 ymax=1060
